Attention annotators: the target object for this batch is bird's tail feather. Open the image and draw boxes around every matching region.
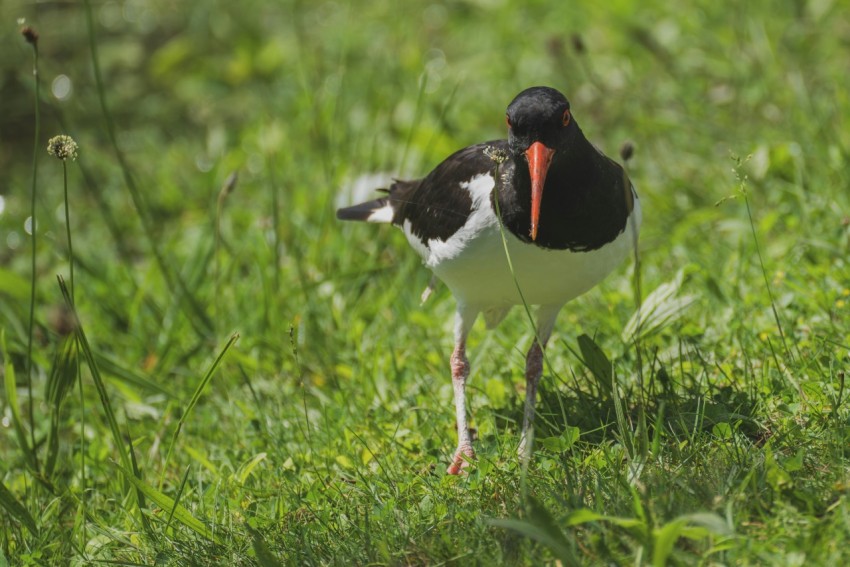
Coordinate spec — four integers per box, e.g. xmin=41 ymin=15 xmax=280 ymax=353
xmin=336 ymin=197 xmax=394 ymax=223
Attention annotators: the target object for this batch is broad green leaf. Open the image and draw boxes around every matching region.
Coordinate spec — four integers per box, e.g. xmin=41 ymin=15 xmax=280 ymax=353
xmin=565 ymin=508 xmax=606 ymax=526
xmin=784 ymin=448 xmax=805 ymax=472
xmin=540 ymin=427 xmax=580 ymax=453
xmin=653 ymin=513 xmax=733 ymax=566
xmin=653 ymin=518 xmax=688 ymax=566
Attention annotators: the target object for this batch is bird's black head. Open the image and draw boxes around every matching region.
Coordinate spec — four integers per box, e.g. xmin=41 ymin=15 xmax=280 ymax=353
xmin=505 ymin=86 xmax=575 ymax=155
xmin=505 ymin=86 xmax=577 ymax=240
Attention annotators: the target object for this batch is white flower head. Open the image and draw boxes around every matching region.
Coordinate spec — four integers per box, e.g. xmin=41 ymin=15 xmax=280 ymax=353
xmin=47 ymin=135 xmax=78 ymax=161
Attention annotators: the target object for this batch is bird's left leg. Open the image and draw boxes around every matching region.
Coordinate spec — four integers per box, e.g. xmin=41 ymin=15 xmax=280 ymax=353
xmin=518 ymin=305 xmax=561 ymax=460
xmin=447 ymin=303 xmax=479 ymax=475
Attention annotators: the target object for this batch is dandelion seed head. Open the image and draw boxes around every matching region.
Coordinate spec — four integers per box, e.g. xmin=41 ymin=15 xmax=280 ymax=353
xmin=484 ymin=146 xmax=508 ymax=164
xmin=47 ymin=135 xmax=78 ymax=161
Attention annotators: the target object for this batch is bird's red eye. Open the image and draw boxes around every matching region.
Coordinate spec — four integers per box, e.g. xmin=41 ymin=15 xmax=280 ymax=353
xmin=506 ymin=114 xmax=512 ymax=128
xmin=562 ymin=109 xmax=571 ymax=126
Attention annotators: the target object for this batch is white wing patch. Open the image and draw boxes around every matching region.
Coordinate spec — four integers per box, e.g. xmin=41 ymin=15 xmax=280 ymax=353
xmin=366 ymin=203 xmax=394 ymax=223
xmin=401 ymin=173 xmax=497 ymax=266
xmin=425 ymin=174 xmax=497 ymax=267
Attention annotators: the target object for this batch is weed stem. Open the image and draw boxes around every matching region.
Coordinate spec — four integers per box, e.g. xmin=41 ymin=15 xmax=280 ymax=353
xmin=24 ymin=27 xmax=40 ymax=473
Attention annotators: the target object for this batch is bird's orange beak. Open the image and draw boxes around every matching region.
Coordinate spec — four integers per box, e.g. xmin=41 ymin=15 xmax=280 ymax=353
xmin=525 ymin=141 xmax=555 ymax=241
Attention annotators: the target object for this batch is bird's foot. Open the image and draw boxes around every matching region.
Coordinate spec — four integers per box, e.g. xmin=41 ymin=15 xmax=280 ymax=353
xmin=447 ymin=446 xmax=476 ymax=475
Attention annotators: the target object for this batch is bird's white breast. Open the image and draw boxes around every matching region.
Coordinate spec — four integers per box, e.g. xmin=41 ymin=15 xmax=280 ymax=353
xmin=401 ymin=173 xmax=641 ymax=310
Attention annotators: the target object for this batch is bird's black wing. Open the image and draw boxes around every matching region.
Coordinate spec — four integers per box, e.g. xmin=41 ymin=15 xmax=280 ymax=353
xmin=390 ymin=140 xmax=507 ymax=244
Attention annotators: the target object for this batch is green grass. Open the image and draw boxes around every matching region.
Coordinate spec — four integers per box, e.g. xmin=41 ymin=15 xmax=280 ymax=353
xmin=2 ymin=0 xmax=850 ymax=564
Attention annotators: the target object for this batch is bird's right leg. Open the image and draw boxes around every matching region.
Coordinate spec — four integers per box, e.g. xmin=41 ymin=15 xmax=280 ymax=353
xmin=517 ymin=305 xmax=561 ymax=461
xmin=447 ymin=304 xmax=478 ymax=475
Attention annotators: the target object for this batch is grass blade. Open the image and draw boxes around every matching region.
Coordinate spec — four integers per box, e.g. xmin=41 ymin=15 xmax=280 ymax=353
xmin=1 ymin=330 xmax=36 ymax=469
xmin=94 ymin=352 xmax=173 ymax=398
xmin=165 ymin=465 xmax=192 ymax=535
xmin=161 ymin=332 xmax=239 ymax=483
xmin=128 ymin=428 xmax=156 ymax=541
xmin=235 ymin=452 xmax=268 ymax=485
xmin=652 ymin=513 xmax=733 ymax=566
xmin=247 ymin=524 xmax=284 ymax=567
xmin=81 ymin=0 xmax=213 ymax=338
xmin=488 ymin=518 xmax=576 ymax=564
xmin=622 ymin=269 xmax=697 ymax=342
xmin=488 ymin=503 xmax=578 ymax=566
xmin=0 ymin=480 xmax=38 ymax=536
xmin=57 ymin=276 xmax=133 ymax=478
xmin=576 ymin=334 xmax=614 ymax=396
xmin=44 ymin=335 xmax=79 ymax=478
xmin=115 ymin=463 xmax=221 ymax=544
xmin=23 ymin=23 xmax=41 ymax=475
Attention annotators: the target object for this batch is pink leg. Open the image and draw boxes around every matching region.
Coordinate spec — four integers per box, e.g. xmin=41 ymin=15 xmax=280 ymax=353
xmin=447 ymin=340 xmax=475 ymax=475
xmin=518 ymin=341 xmax=543 ymax=459
xmin=447 ymin=305 xmax=478 ymax=475
xmin=518 ymin=306 xmax=561 ymax=461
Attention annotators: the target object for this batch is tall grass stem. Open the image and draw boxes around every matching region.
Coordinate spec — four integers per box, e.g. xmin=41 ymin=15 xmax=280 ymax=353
xmin=63 ymin=162 xmax=75 ymax=303
xmin=82 ymin=0 xmax=213 ymax=337
xmin=743 ymin=193 xmax=793 ymax=363
xmin=24 ymin=27 xmax=41 ymax=473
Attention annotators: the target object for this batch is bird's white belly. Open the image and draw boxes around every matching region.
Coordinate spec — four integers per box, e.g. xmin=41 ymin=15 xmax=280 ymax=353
xmin=401 ymin=172 xmax=641 ymax=309
xmin=434 ymin=219 xmax=637 ymax=308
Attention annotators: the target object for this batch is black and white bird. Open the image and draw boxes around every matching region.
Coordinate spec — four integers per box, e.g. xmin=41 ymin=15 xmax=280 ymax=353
xmin=337 ymin=86 xmax=641 ymax=474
